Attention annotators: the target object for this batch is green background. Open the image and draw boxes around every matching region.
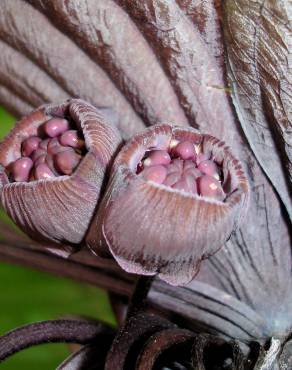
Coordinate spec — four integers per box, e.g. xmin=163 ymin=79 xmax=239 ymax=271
xmin=0 ymin=107 xmax=115 ymax=369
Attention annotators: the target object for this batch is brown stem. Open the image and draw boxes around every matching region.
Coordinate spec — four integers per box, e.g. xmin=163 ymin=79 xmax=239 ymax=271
xmin=109 ymin=293 xmax=128 ymax=325
xmin=0 ymin=319 xmax=114 ymax=363
xmin=0 ymin=240 xmax=266 ymax=342
xmin=126 ymin=275 xmax=154 ymax=320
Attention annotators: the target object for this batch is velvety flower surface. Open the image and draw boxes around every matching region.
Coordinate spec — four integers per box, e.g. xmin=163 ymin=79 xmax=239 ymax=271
xmin=0 ymin=0 xmax=290 ymax=360
xmin=0 ymin=99 xmax=122 ymax=249
xmin=87 ymin=124 xmax=249 ymax=285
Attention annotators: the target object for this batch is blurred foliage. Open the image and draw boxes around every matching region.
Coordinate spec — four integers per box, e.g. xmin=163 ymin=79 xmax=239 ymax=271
xmin=0 ymin=107 xmax=116 ymax=369
xmin=0 ymin=107 xmax=14 ymax=137
xmin=0 ymin=108 xmax=21 ymax=230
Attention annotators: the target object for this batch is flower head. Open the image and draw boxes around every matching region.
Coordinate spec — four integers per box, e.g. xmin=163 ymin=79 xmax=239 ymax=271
xmin=87 ymin=124 xmax=249 ymax=285
xmin=0 ymin=99 xmax=122 ymax=250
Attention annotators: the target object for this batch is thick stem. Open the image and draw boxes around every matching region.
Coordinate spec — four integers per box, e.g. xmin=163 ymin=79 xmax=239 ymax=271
xmin=104 ymin=276 xmax=155 ymax=369
xmin=109 ymin=293 xmax=127 ymax=325
xmin=0 ymin=319 xmax=114 ymax=363
xmin=0 ymin=240 xmax=267 ymax=342
xmin=126 ymin=275 xmax=154 ymax=319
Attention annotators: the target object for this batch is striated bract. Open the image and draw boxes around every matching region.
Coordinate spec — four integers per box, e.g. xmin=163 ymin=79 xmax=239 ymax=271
xmin=0 ymin=99 xmax=122 ymax=251
xmin=87 ymin=124 xmax=249 ymax=285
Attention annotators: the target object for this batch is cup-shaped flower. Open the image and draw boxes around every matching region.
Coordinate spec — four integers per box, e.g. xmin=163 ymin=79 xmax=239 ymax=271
xmin=0 ymin=99 xmax=122 ymax=250
xmin=87 ymin=125 xmax=249 ymax=285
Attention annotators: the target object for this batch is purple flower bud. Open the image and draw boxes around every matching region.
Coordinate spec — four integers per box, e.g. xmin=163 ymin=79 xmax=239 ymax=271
xmin=87 ymin=124 xmax=249 ymax=286
xmin=197 ymin=175 xmax=224 ymax=200
xmin=59 ymin=130 xmax=85 ymax=149
xmin=43 ymin=118 xmax=69 ymax=138
xmin=141 ymin=165 xmax=168 ymax=184
xmin=21 ymin=136 xmax=41 ymax=157
xmin=34 ymin=163 xmax=55 ymax=180
xmin=11 ymin=157 xmax=33 ymax=182
xmin=173 ymin=140 xmax=196 ymax=160
xmin=197 ymin=160 xmax=219 ymax=178
xmin=143 ymin=150 xmax=171 ymax=167
xmin=0 ymin=99 xmax=122 ymax=250
xmin=47 ymin=137 xmax=68 ymax=156
xmin=54 ymin=149 xmax=81 ymax=176
xmin=31 ymin=148 xmax=47 ymax=162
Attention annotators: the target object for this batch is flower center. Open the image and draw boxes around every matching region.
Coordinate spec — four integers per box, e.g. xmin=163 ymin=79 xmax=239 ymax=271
xmin=8 ymin=118 xmax=86 ymax=182
xmin=137 ymin=140 xmax=225 ymax=201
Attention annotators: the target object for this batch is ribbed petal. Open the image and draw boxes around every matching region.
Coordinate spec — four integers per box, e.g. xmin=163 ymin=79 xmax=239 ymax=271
xmin=29 ymin=0 xmax=189 ymax=129
xmin=0 ymin=40 xmax=69 ymax=108
xmin=114 ymin=0 xmax=236 ymax=143
xmin=0 ymin=0 xmax=145 ymax=139
xmin=224 ymin=0 xmax=292 ymax=219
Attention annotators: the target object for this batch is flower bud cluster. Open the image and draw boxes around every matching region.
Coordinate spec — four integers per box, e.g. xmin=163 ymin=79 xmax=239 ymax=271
xmin=138 ymin=140 xmax=225 ymax=201
xmin=0 ymin=102 xmax=249 ymax=285
xmin=9 ymin=118 xmax=85 ymax=182
xmin=0 ymin=99 xmax=122 ymax=247
xmin=86 ymin=124 xmax=249 ymax=285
